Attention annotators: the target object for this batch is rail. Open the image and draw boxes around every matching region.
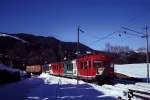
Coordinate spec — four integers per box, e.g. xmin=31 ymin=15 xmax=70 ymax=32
xmin=128 ymin=89 xmax=150 ymax=100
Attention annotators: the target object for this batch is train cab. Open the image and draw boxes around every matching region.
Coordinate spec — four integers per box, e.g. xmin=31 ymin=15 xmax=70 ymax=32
xmin=77 ymin=53 xmax=113 ymax=81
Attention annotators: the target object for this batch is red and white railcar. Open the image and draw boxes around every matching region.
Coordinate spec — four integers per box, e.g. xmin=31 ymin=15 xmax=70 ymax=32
xmin=49 ymin=53 xmax=114 ymax=82
xmin=49 ymin=62 xmax=64 ymax=76
xmin=77 ymin=53 xmax=114 ymax=81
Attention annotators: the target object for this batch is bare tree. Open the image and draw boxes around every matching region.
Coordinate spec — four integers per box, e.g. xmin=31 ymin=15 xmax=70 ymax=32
xmin=105 ymin=43 xmax=130 ymax=53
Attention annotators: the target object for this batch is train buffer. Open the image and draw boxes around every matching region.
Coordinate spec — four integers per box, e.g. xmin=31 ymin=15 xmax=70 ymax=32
xmin=128 ymin=89 xmax=150 ymax=100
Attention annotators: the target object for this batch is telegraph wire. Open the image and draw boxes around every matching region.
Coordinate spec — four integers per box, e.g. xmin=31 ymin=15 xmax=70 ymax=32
xmin=56 ymin=5 xmax=150 ymax=48
xmin=89 ymin=32 xmax=116 ymax=46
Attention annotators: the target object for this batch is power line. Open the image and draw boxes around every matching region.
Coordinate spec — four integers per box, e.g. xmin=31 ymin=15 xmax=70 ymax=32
xmin=76 ymin=5 xmax=150 ymax=48
xmin=122 ymin=27 xmax=144 ymax=35
xmin=121 ymin=26 xmax=150 ymax=83
xmin=90 ymin=32 xmax=116 ymax=45
xmin=119 ymin=31 xmax=143 ymax=38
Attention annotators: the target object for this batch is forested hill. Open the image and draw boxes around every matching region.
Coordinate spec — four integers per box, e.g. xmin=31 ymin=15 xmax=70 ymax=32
xmin=0 ymin=33 xmax=94 ymax=68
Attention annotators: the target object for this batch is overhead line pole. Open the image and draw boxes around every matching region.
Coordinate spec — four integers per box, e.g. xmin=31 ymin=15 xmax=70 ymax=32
xmin=121 ymin=26 xmax=149 ymax=83
xmin=77 ymin=26 xmax=80 ymax=85
xmin=145 ymin=26 xmax=149 ymax=83
xmin=76 ymin=26 xmax=84 ymax=85
xmin=77 ymin=26 xmax=80 ymax=54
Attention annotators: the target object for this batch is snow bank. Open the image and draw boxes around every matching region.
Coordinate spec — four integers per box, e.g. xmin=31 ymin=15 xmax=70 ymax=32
xmin=88 ymin=83 xmax=127 ymax=99
xmin=0 ymin=64 xmax=20 ymax=73
xmin=35 ymin=73 xmax=117 ymax=100
xmin=38 ymin=73 xmax=85 ymax=85
xmin=0 ymin=64 xmax=21 ymax=83
xmin=38 ymin=73 xmax=50 ymax=78
xmin=38 ymin=73 xmax=150 ymax=100
xmin=38 ymin=73 xmax=126 ymax=99
xmin=38 ymin=73 xmax=118 ymax=99
xmin=115 ymin=63 xmax=150 ymax=78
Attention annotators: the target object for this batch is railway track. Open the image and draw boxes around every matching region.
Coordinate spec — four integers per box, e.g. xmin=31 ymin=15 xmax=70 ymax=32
xmin=104 ymin=78 xmax=150 ymax=99
xmin=87 ymin=77 xmax=150 ymax=100
xmin=41 ymin=73 xmax=150 ymax=100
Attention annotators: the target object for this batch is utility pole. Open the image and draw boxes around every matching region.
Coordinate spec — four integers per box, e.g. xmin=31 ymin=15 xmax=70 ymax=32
xmin=58 ymin=42 xmax=62 ymax=77
xmin=121 ymin=26 xmax=149 ymax=83
xmin=77 ymin=26 xmax=80 ymax=85
xmin=76 ymin=26 xmax=84 ymax=85
xmin=145 ymin=26 xmax=149 ymax=83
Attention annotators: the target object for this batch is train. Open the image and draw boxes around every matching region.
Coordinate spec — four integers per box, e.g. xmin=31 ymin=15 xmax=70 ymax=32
xmin=26 ymin=53 xmax=114 ymax=83
xmin=49 ymin=53 xmax=114 ymax=82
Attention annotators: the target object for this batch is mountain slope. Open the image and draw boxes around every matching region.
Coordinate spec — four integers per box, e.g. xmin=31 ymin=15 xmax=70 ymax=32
xmin=0 ymin=33 xmax=94 ymax=68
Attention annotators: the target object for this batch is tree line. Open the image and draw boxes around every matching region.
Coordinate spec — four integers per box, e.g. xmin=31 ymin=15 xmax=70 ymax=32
xmin=105 ymin=43 xmax=150 ymax=64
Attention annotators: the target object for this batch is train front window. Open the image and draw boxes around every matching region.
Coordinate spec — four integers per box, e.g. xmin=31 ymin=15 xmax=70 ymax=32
xmin=103 ymin=62 xmax=113 ymax=68
xmin=103 ymin=62 xmax=110 ymax=67
xmin=84 ymin=62 xmax=87 ymax=69
xmin=110 ymin=63 xmax=114 ymax=68
xmin=93 ymin=61 xmax=102 ymax=68
xmin=88 ymin=61 xmax=91 ymax=67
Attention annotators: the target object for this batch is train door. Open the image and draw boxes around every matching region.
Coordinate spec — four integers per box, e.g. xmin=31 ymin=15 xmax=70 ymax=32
xmin=64 ymin=61 xmax=73 ymax=76
xmin=49 ymin=64 xmax=53 ymax=74
xmin=72 ymin=59 xmax=77 ymax=76
xmin=64 ymin=61 xmax=67 ymax=75
xmin=43 ymin=64 xmax=49 ymax=73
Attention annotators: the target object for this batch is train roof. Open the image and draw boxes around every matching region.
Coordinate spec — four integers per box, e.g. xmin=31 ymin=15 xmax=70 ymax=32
xmin=78 ymin=52 xmax=111 ymax=58
xmin=49 ymin=51 xmax=111 ymax=64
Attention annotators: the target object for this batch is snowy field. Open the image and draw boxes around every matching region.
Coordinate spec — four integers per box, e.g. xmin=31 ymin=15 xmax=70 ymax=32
xmin=0 ymin=73 xmax=149 ymax=100
xmin=37 ymin=73 xmax=150 ymax=100
xmin=0 ymin=74 xmax=116 ymax=100
xmin=0 ymin=63 xmax=150 ymax=100
xmin=27 ymin=74 xmax=116 ymax=100
xmin=115 ymin=63 xmax=150 ymax=81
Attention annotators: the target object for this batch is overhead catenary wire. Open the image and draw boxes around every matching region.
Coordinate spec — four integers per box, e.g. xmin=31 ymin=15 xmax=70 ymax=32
xmin=121 ymin=27 xmax=144 ymax=35
xmin=54 ymin=5 xmax=150 ymax=49
xmin=50 ymin=5 xmax=150 ymax=51
xmin=88 ymin=5 xmax=150 ymax=45
xmin=89 ymin=32 xmax=116 ymax=46
xmin=119 ymin=31 xmax=144 ymax=38
xmin=120 ymin=26 xmax=150 ymax=83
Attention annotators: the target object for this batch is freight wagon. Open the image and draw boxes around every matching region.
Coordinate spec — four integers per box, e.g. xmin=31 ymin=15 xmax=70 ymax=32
xmin=26 ymin=65 xmax=43 ymax=74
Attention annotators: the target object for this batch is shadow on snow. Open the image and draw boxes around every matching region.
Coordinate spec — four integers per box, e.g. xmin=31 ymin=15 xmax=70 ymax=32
xmin=0 ymin=77 xmax=116 ymax=100
xmin=26 ymin=83 xmax=116 ymax=100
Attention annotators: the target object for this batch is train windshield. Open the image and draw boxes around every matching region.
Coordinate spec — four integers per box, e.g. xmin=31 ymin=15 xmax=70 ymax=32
xmin=93 ymin=61 xmax=112 ymax=68
xmin=93 ymin=61 xmax=102 ymax=68
xmin=104 ymin=62 xmax=113 ymax=68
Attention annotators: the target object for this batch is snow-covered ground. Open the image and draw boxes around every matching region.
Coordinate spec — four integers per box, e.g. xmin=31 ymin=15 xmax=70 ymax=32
xmin=0 ymin=74 xmax=116 ymax=100
xmin=0 ymin=63 xmax=150 ymax=100
xmin=0 ymin=73 xmax=149 ymax=100
xmin=0 ymin=77 xmax=44 ymax=100
xmin=37 ymin=73 xmax=150 ymax=100
xmin=0 ymin=64 xmax=28 ymax=77
xmin=27 ymin=73 xmax=116 ymax=100
xmin=115 ymin=63 xmax=150 ymax=81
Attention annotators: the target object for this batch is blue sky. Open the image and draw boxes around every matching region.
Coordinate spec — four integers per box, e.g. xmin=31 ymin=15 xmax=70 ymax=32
xmin=0 ymin=0 xmax=150 ymax=50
